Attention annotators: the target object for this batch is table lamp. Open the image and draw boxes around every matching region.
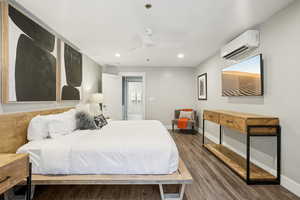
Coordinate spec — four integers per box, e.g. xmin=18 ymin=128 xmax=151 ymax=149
xmin=88 ymin=93 xmax=104 ymax=111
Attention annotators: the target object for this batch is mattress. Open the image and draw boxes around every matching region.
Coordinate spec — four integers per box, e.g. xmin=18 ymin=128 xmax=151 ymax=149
xmin=17 ymin=120 xmax=179 ymax=175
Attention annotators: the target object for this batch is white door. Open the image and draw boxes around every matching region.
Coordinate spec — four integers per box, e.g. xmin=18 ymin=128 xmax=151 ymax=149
xmin=102 ymin=73 xmax=122 ymax=120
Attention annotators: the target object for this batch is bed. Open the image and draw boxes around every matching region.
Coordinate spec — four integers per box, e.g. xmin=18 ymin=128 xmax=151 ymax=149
xmin=0 ymin=108 xmax=192 ymax=200
xmin=17 ymin=120 xmax=179 ymax=175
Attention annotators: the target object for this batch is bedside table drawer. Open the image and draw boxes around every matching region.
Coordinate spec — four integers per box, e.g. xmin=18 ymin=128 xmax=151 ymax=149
xmin=0 ymin=155 xmax=28 ymax=194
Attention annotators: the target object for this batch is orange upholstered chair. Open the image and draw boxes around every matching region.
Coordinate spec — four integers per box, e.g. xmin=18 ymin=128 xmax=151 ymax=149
xmin=172 ymin=109 xmax=198 ymax=132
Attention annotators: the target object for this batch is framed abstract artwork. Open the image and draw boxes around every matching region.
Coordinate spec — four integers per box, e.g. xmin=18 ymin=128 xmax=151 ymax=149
xmin=197 ymin=73 xmax=207 ymax=100
xmin=60 ymin=42 xmax=82 ymax=101
xmin=2 ymin=3 xmax=58 ymax=103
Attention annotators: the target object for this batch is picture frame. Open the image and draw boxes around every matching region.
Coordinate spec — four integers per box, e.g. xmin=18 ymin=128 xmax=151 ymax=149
xmin=197 ymin=73 xmax=207 ymax=100
xmin=60 ymin=41 xmax=83 ymax=101
xmin=1 ymin=2 xmax=59 ymax=103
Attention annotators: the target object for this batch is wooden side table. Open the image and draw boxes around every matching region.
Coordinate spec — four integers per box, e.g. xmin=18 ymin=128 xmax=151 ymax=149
xmin=0 ymin=154 xmax=31 ymax=200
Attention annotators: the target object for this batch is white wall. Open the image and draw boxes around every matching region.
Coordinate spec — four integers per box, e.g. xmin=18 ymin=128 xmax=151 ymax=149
xmin=81 ymin=55 xmax=102 ymax=103
xmin=119 ymin=67 xmax=197 ymax=126
xmin=195 ymin=0 xmax=300 ymax=195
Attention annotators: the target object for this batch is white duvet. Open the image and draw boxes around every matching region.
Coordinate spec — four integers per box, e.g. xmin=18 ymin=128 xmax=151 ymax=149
xmin=17 ymin=120 xmax=179 ymax=175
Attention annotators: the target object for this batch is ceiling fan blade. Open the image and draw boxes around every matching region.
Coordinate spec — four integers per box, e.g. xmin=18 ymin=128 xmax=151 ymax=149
xmin=126 ymin=34 xmax=144 ymax=52
xmin=143 ymin=35 xmax=156 ymax=47
xmin=128 ymin=46 xmax=142 ymax=52
xmin=127 ymin=27 xmax=160 ymax=53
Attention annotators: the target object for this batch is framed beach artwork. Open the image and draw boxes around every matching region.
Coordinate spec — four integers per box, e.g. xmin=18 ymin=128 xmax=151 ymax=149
xmin=197 ymin=73 xmax=207 ymax=100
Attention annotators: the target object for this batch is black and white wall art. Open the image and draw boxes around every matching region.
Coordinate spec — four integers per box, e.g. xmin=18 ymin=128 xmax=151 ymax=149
xmin=61 ymin=42 xmax=82 ymax=100
xmin=7 ymin=5 xmax=57 ymax=102
xmin=197 ymin=73 xmax=207 ymax=100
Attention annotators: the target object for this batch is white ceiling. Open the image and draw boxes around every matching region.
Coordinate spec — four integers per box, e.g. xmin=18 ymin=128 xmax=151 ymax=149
xmin=17 ymin=0 xmax=294 ymax=67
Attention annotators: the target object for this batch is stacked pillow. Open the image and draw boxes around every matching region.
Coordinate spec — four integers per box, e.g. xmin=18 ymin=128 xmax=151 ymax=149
xmin=94 ymin=114 xmax=108 ymax=128
xmin=27 ymin=107 xmax=108 ymax=141
xmin=76 ymin=111 xmax=107 ymax=130
xmin=48 ymin=109 xmax=77 ymax=139
xmin=27 ymin=109 xmax=76 ymax=141
xmin=179 ymin=111 xmax=193 ymax=120
xmin=75 ymin=103 xmax=108 ymax=129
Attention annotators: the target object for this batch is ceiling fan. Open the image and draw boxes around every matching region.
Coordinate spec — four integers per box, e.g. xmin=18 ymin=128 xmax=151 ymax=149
xmin=127 ymin=27 xmax=182 ymax=53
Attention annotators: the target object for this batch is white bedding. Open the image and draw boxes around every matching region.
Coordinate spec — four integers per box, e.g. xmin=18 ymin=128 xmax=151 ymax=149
xmin=17 ymin=120 xmax=179 ymax=175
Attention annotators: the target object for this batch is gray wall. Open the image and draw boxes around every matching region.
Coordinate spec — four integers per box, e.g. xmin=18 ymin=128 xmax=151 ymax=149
xmin=195 ymin=0 xmax=300 ymax=192
xmin=119 ymin=67 xmax=197 ymax=125
xmin=0 ymin=3 xmax=102 ymax=113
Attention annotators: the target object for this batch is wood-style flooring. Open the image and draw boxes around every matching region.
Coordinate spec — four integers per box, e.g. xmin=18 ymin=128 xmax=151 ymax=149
xmin=33 ymin=131 xmax=300 ymax=200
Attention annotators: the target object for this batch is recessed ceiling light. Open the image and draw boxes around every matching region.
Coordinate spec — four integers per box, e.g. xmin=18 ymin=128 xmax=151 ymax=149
xmin=177 ymin=53 xmax=184 ymax=58
xmin=115 ymin=53 xmax=121 ymax=57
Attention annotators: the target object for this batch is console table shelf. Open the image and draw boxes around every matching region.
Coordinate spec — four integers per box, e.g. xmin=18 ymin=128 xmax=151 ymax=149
xmin=204 ymin=144 xmax=275 ymax=180
xmin=202 ymin=110 xmax=281 ymax=185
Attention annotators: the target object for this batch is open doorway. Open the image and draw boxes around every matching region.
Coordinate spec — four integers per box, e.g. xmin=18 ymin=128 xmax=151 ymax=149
xmin=121 ymin=73 xmax=145 ymax=120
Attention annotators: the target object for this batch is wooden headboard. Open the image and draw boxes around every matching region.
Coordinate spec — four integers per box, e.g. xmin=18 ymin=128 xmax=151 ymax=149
xmin=0 ymin=107 xmax=73 ymax=153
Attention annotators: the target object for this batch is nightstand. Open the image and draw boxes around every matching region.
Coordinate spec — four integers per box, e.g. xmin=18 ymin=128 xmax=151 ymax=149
xmin=0 ymin=154 xmax=31 ymax=200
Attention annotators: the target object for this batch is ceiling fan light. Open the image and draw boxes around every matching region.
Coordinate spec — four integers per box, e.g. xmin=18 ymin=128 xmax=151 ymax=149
xmin=177 ymin=53 xmax=184 ymax=58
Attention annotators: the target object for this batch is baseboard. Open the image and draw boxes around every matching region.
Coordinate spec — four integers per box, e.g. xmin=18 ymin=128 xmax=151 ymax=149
xmin=198 ymin=128 xmax=300 ymax=197
xmin=281 ymin=176 xmax=300 ymax=197
xmin=165 ymin=125 xmax=196 ymax=131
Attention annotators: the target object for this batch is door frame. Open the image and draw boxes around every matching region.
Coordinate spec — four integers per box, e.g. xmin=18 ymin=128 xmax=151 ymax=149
xmin=120 ymin=72 xmax=146 ymax=120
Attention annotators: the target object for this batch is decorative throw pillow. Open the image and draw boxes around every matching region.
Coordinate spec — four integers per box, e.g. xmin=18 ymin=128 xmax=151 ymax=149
xmin=179 ymin=111 xmax=193 ymax=120
xmin=94 ymin=114 xmax=108 ymax=129
xmin=75 ymin=111 xmax=97 ymax=130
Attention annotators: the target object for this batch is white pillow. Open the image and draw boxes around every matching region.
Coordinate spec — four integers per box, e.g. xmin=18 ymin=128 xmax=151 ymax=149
xmin=48 ymin=109 xmax=77 ymax=139
xmin=179 ymin=111 xmax=193 ymax=120
xmin=76 ymin=103 xmax=101 ymax=117
xmin=62 ymin=109 xmax=76 ymax=121
xmin=76 ymin=104 xmax=91 ymax=114
xmin=48 ymin=120 xmax=74 ymax=138
xmin=27 ymin=114 xmax=55 ymax=141
xmin=27 ymin=109 xmax=76 ymax=141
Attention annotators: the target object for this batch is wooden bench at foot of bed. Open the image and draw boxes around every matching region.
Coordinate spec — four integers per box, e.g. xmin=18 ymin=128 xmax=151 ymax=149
xmin=29 ymin=159 xmax=192 ymax=200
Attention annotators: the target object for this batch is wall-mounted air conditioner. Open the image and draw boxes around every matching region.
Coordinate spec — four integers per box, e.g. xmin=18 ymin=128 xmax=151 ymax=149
xmin=221 ymin=30 xmax=260 ymax=60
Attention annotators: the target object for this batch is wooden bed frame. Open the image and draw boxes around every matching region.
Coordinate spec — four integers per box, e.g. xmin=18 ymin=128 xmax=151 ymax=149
xmin=0 ymin=108 xmax=193 ymax=200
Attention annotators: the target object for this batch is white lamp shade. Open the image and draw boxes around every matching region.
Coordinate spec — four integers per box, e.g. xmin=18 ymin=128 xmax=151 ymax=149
xmin=89 ymin=93 xmax=104 ymax=104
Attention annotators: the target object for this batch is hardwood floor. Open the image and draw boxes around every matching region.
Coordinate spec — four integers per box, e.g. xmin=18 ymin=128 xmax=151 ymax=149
xmin=33 ymin=131 xmax=300 ymax=200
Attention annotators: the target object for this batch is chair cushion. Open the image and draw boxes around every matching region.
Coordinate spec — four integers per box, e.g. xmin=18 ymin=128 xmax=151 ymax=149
xmin=179 ymin=111 xmax=193 ymax=120
xmin=172 ymin=119 xmax=195 ymax=125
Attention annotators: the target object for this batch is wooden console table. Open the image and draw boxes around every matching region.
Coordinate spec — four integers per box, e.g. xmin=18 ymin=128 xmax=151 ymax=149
xmin=202 ymin=110 xmax=281 ymax=185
